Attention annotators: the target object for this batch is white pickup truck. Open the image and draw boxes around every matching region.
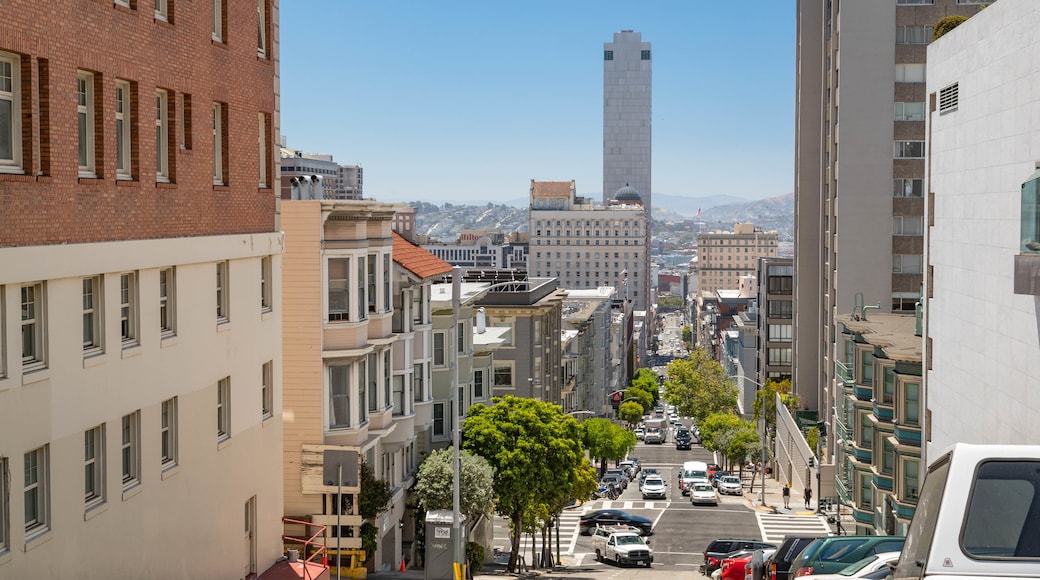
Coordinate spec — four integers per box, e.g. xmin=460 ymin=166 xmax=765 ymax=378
xmin=591 ymin=525 xmax=653 ymax=567
xmin=892 ymin=443 xmax=1040 ymax=580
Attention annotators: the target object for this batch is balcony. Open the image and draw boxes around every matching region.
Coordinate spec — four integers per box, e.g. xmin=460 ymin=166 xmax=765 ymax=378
xmin=872 ymin=400 xmax=894 ymax=422
xmin=854 ymin=384 xmax=873 ymax=401
xmin=836 ymin=475 xmax=852 ymax=505
xmin=894 ymin=422 xmax=922 ymax=446
xmin=835 ymin=360 xmax=853 ymax=384
xmin=872 ymin=471 xmax=894 ymax=492
xmin=834 ymin=415 xmax=851 ymax=444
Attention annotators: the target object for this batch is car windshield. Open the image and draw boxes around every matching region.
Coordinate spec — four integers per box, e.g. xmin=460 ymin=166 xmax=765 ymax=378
xmin=838 ymin=555 xmax=879 ymax=576
xmin=723 ymin=477 xmax=740 ymax=484
xmin=645 ymin=478 xmax=664 ymax=486
xmin=694 ymin=484 xmax=714 ymax=492
xmin=617 ymin=535 xmax=646 ymax=546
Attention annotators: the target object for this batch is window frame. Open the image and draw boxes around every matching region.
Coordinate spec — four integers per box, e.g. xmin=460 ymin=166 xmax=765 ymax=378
xmin=257 ymin=112 xmax=267 ymax=188
xmin=83 ymin=276 xmax=103 ymax=353
xmin=257 ymin=0 xmax=267 ymax=57
xmin=155 ymin=0 xmax=169 ymax=21
xmin=328 ymin=364 xmax=351 ymax=429
xmin=212 ymin=102 xmax=223 ymax=185
xmin=383 ymin=254 xmax=391 ymax=313
xmin=155 ymin=89 xmax=169 ymax=182
xmin=493 ymin=363 xmax=513 ymax=388
xmin=216 ymin=260 xmax=229 ymax=324
xmin=121 ymin=411 xmax=140 ymax=490
xmin=432 ymin=402 xmax=446 ymax=438
xmin=260 ymin=255 xmax=272 ymax=312
xmin=159 ymin=267 xmax=176 ymax=336
xmin=327 ymin=257 xmax=350 ymax=321
xmin=212 ymin=0 xmax=225 ymax=42
xmin=77 ymin=70 xmax=96 ymax=177
xmin=262 ymin=361 xmax=273 ymax=419
xmin=433 ymin=332 xmax=446 ymax=367
xmin=0 ymin=456 xmax=7 ymax=552
xmin=161 ymin=397 xmax=178 ymax=470
xmin=366 ymin=352 xmax=378 ymax=414
xmin=0 ymin=51 xmax=23 ymax=173
xmin=21 ymin=283 xmax=45 ymax=370
xmin=473 ymin=369 xmax=485 ymax=399
xmin=217 ymin=377 xmax=231 ymax=442
xmin=84 ymin=425 xmax=105 ymax=508
xmin=119 ymin=272 xmax=139 ymax=347
xmin=894 ymin=101 xmax=925 ymax=122
xmin=23 ymin=446 xmax=48 ymax=536
xmin=115 ymin=80 xmax=132 ymax=179
xmin=357 ymin=255 xmax=367 ymax=321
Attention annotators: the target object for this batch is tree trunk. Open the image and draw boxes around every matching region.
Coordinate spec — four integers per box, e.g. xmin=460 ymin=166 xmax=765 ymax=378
xmin=509 ymin=513 xmax=522 ymax=573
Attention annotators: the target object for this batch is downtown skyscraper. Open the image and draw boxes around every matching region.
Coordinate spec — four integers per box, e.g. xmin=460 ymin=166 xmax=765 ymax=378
xmin=603 ymin=30 xmax=652 ymax=214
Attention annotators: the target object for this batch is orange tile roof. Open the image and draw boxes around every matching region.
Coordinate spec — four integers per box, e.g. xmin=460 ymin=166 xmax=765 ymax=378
xmin=531 ymin=180 xmax=574 ymax=198
xmin=393 ymin=232 xmax=453 ymax=280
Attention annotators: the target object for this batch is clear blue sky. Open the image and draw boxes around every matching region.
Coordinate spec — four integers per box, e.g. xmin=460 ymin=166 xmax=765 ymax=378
xmin=280 ymin=1 xmax=795 ymax=205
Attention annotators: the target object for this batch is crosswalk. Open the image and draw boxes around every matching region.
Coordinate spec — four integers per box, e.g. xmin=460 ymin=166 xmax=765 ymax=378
xmin=755 ymin=512 xmax=833 ymax=543
xmin=491 ymin=507 xmax=584 ymax=562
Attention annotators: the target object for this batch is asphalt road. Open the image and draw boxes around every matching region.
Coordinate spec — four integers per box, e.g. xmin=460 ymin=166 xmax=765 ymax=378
xmin=574 ymin=433 xmax=761 ymax=573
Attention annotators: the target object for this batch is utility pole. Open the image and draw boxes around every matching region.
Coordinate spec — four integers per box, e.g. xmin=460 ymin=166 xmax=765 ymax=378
xmin=451 ymin=267 xmax=464 ymax=577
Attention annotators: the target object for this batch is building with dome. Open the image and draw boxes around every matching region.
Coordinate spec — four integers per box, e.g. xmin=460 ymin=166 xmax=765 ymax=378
xmin=528 ymin=180 xmax=650 ymax=313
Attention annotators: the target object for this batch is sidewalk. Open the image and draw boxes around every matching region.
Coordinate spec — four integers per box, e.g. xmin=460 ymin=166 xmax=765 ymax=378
xmin=367 ymin=561 xmax=545 ymax=580
xmin=739 ymin=464 xmax=818 ymax=516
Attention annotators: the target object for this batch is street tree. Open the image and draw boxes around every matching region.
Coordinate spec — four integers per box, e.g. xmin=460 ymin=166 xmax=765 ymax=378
xmin=622 ymin=386 xmax=653 ymax=414
xmin=726 ymin=422 xmax=760 ymax=478
xmin=580 ymin=418 xmax=637 ymax=478
xmin=753 ymin=378 xmax=799 ymax=435
xmin=618 ymin=401 xmax=644 ymax=426
xmin=463 ymin=396 xmax=592 ymax=573
xmin=629 ymin=368 xmax=660 ymax=406
xmin=358 ymin=460 xmax=393 ymax=560
xmin=663 ymin=349 xmax=738 ymax=423
xmin=413 ymin=449 xmax=495 ymax=534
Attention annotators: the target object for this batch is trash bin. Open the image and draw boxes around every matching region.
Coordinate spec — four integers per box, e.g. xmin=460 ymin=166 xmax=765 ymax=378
xmin=425 ymin=510 xmax=466 ymax=580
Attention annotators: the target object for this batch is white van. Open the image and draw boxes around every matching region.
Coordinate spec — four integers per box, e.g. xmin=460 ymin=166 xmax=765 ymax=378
xmin=679 ymin=461 xmax=709 ymax=495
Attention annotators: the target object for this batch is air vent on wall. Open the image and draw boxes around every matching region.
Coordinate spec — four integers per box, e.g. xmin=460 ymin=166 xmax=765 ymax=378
xmin=939 ymin=82 xmax=959 ymax=114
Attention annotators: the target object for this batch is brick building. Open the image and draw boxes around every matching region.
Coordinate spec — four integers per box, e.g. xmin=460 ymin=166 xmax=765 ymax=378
xmin=0 ymin=1 xmax=285 ymax=577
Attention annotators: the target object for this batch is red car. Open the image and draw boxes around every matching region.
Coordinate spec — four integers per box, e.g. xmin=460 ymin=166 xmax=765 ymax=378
xmin=720 ymin=552 xmax=755 ymax=580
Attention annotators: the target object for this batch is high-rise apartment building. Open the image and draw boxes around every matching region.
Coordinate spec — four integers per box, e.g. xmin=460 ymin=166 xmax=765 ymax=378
xmin=793 ymin=0 xmax=988 ymax=416
xmin=603 ymin=30 xmax=652 ymax=214
xmin=0 ymin=1 xmax=284 ymax=576
xmin=697 ymin=223 xmax=779 ymax=296
xmin=529 ymin=180 xmax=650 ymax=312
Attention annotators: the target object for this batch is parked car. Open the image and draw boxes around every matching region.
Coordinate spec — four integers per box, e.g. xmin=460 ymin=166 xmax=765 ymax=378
xmin=619 ymin=460 xmax=637 ymax=479
xmin=703 ymin=539 xmax=777 ymax=575
xmin=718 ymin=475 xmax=743 ymax=495
xmin=635 ymin=427 xmax=646 ymax=440
xmin=579 ymin=509 xmax=653 ymax=535
xmin=690 ymin=482 xmax=720 ymax=506
xmin=675 ymin=428 xmax=693 ymax=450
xmin=799 ymin=552 xmax=901 ymax=580
xmin=766 ymin=536 xmax=825 ymax=580
xmin=791 ymin=536 xmax=906 ymax=578
xmin=707 ymin=463 xmax=722 ymax=481
xmin=744 ymin=548 xmax=778 ymax=580
xmin=720 ymin=551 xmax=757 ymax=580
xmin=641 ymin=475 xmax=668 ymax=500
xmin=713 ymin=470 xmax=732 ymax=486
xmin=604 ymin=469 xmax=628 ymax=489
xmin=600 ymin=473 xmax=626 ymax=493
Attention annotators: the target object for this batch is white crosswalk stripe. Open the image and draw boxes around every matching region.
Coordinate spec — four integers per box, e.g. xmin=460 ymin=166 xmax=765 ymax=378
xmin=756 ymin=512 xmax=833 ymax=543
xmin=492 ymin=507 xmax=584 ymax=559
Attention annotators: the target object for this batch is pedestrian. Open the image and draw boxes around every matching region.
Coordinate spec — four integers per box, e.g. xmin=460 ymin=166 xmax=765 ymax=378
xmin=782 ymin=483 xmax=791 ymax=509
xmin=804 ymin=486 xmax=812 ymax=510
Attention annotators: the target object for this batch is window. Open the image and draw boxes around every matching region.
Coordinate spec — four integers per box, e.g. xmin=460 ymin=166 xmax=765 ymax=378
xmin=859 ymin=349 xmax=875 ymax=385
xmin=261 ymin=361 xmax=273 ymax=419
xmin=894 ymin=141 xmax=925 ymax=159
xmin=413 ymin=362 xmax=426 ymax=402
xmin=155 ymin=90 xmax=169 ymax=181
xmin=433 ymin=332 xmax=446 ymax=367
xmin=212 ymin=102 xmax=225 ymax=184
xmin=217 ymin=377 xmax=230 ymax=441
xmin=1022 ymin=168 xmax=1040 ymax=254
xmin=367 ymin=353 xmax=378 ymax=413
xmin=329 ymin=364 xmax=350 ymax=429
xmin=115 ymin=80 xmax=132 ymax=178
xmin=159 ymin=267 xmax=175 ymax=336
xmin=473 ymin=369 xmax=485 ymax=399
xmin=881 ymin=366 xmax=896 ymax=404
xmin=367 ymin=255 xmax=377 ymax=313
xmin=260 ymin=255 xmax=272 ymax=312
xmin=178 ymin=93 xmax=191 ymax=150
xmin=0 ymin=456 xmax=7 ymax=551
xmin=0 ymin=51 xmax=22 ymax=172
xmin=893 ymin=254 xmax=924 ymax=274
xmin=24 ymin=446 xmax=48 ymax=534
xmin=161 ymin=397 xmax=177 ymax=469
xmin=83 ymin=277 xmax=102 ymax=352
xmin=894 ymin=178 xmax=924 ymax=198
xmin=155 ymin=0 xmax=168 ymax=21
xmin=77 ymin=71 xmax=96 ymax=177
xmin=84 ymin=425 xmax=105 ymax=507
xmin=641 ymin=49 xmax=651 ymax=60
xmin=603 ymin=50 xmax=613 ymax=61
xmin=257 ymin=0 xmax=267 ymax=57
xmin=383 ymin=254 xmax=391 ymax=313
xmin=21 ymin=283 xmax=45 ymax=369
xmin=457 ymin=321 xmax=465 ymax=353
xmin=767 ymin=274 xmax=793 ymax=294
xmin=767 ymin=299 xmax=793 ymax=319
xmin=897 ymin=0 xmax=933 ymax=4
xmin=768 ymin=348 xmax=793 ymax=365
xmin=768 ymin=324 xmax=793 ymax=342
xmin=392 ymin=375 xmax=406 ymax=415
xmin=894 ymin=102 xmax=925 ymax=121
xmin=120 ymin=272 xmax=138 ymax=346
xmin=357 ymin=256 xmax=367 ymax=320
xmin=121 ymin=411 xmax=140 ymax=488
xmin=902 ymin=459 xmax=919 ymax=500
xmin=493 ymin=365 xmax=512 ymax=387
xmin=895 ymin=63 xmax=926 ymax=83
xmin=893 ymin=216 xmax=924 ymax=236
xmin=327 ymin=257 xmax=350 ymax=321
xmin=383 ymin=349 xmax=391 ymax=410
xmin=896 ymin=25 xmax=929 ymax=44
xmin=216 ymin=261 xmax=229 ymax=323
xmin=903 ymin=382 xmax=920 ymax=426
xmin=882 ymin=439 xmax=895 ymax=475
xmin=257 ymin=113 xmax=268 ymax=187
xmin=212 ymin=0 xmax=225 ymax=41
xmin=858 ymin=412 xmax=873 ymax=450
xmin=433 ymin=402 xmax=445 ymax=437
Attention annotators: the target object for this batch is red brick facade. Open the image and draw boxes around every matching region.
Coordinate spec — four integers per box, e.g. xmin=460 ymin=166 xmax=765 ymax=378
xmin=0 ymin=0 xmax=277 ymax=247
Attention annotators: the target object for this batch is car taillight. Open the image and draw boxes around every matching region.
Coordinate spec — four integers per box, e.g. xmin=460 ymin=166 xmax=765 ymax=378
xmin=768 ymin=563 xmax=776 ymax=580
xmin=794 ymin=567 xmax=814 ymax=577
xmin=709 ymin=557 xmax=719 ymax=566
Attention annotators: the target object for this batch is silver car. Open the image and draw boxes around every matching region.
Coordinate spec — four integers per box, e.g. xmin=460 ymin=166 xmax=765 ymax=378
xmin=717 ymin=475 xmax=743 ymax=495
xmin=641 ymin=476 xmax=668 ymax=500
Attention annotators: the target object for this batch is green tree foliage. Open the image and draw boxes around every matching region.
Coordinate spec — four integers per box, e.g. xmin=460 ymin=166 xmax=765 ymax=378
xmin=933 ymin=15 xmax=967 ymax=40
xmin=806 ymin=426 xmax=820 ymax=453
xmin=463 ymin=396 xmax=595 ymax=573
xmin=618 ymin=401 xmax=644 ymax=425
xmin=629 ymin=368 xmax=660 ymax=406
xmin=681 ymin=326 xmax=692 ymax=345
xmin=358 ymin=460 xmax=393 ymax=559
xmin=752 ymin=378 xmax=799 ymax=434
xmin=699 ymin=413 xmax=759 ymax=471
xmin=727 ymin=423 xmax=760 ymax=477
xmin=413 ymin=449 xmax=495 ymax=533
xmin=580 ymin=418 xmax=637 ymax=478
xmin=657 ymin=296 xmax=684 ymax=311
xmin=663 ymin=349 xmax=738 ymax=423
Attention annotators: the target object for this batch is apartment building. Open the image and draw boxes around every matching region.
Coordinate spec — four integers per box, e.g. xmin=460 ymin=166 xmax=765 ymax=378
xmin=793 ymin=0 xmax=989 ymax=420
xmin=0 ymin=1 xmax=283 ymax=577
xmin=924 ymin=0 xmax=1040 ymax=460
xmin=281 ymin=200 xmax=448 ymax=571
xmin=422 ymin=234 xmax=529 ymax=271
xmin=757 ymin=257 xmax=794 ymax=387
xmin=529 ymin=180 xmax=650 ymax=313
xmin=696 ymin=223 xmax=779 ymax=296
xmin=561 ymin=288 xmax=615 ymax=416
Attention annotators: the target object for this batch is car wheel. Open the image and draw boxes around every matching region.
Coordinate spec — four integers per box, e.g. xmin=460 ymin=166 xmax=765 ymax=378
xmin=595 ymin=550 xmax=602 ymax=562
xmin=616 ymin=554 xmax=623 ymax=567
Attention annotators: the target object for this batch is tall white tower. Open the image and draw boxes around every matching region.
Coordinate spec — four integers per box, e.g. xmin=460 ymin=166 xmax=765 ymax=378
xmin=603 ymin=30 xmax=652 ymax=213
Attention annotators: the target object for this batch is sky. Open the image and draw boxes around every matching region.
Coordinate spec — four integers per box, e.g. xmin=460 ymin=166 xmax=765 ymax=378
xmin=280 ymin=1 xmax=795 ymax=205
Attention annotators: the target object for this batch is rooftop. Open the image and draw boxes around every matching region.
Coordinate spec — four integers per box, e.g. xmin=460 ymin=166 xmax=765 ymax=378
xmin=392 ymin=232 xmax=453 ymax=280
xmin=841 ymin=312 xmax=922 ymax=363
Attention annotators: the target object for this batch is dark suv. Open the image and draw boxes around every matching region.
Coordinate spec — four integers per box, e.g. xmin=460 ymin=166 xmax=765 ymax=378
xmin=765 ymin=535 xmax=824 ymax=580
xmin=702 ymin=539 xmax=776 ymax=575
xmin=675 ymin=428 xmax=692 ymax=450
